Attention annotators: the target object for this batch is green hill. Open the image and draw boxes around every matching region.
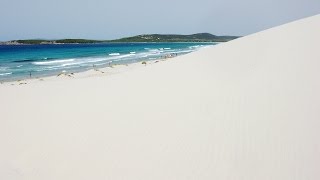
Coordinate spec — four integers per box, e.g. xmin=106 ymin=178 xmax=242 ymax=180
xmin=110 ymin=33 xmax=238 ymax=42
xmin=2 ymin=33 xmax=239 ymax=45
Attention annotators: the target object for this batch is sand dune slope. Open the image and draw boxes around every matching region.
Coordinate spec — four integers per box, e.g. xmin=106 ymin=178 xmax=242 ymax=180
xmin=1 ymin=15 xmax=320 ymax=180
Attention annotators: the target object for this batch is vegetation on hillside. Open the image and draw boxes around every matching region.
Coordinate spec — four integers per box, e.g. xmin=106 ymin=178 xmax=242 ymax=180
xmin=55 ymin=39 xmax=103 ymax=44
xmin=2 ymin=33 xmax=239 ymax=45
xmin=110 ymin=33 xmax=239 ymax=42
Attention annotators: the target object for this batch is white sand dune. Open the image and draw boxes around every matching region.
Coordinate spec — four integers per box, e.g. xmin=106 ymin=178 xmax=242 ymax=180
xmin=1 ymin=14 xmax=320 ymax=180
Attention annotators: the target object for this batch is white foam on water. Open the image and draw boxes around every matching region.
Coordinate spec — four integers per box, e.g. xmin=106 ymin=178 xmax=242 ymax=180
xmin=41 ymin=65 xmax=81 ymax=71
xmin=0 ymin=72 xmax=12 ymax=76
xmin=81 ymin=57 xmax=107 ymax=63
xmin=189 ymin=45 xmax=200 ymax=49
xmin=164 ymin=49 xmax=174 ymax=52
xmin=130 ymin=52 xmax=136 ymax=54
xmin=140 ymin=54 xmax=149 ymax=58
xmin=120 ymin=54 xmax=135 ymax=58
xmin=33 ymin=59 xmax=75 ymax=65
xmin=148 ymin=49 xmax=159 ymax=52
xmin=60 ymin=62 xmax=87 ymax=67
xmin=148 ymin=49 xmax=163 ymax=55
xmin=109 ymin=53 xmax=120 ymax=56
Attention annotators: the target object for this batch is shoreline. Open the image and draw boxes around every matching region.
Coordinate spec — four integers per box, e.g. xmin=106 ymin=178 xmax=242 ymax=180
xmin=0 ymin=56 xmax=174 ymax=86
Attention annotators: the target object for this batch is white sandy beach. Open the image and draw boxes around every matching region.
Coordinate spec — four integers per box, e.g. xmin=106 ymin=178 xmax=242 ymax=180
xmin=1 ymin=14 xmax=320 ymax=180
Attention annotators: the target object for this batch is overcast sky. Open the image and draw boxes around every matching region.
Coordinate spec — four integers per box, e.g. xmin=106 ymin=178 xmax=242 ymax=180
xmin=0 ymin=0 xmax=319 ymax=41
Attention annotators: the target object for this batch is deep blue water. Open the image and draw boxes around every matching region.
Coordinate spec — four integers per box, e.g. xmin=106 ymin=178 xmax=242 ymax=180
xmin=0 ymin=42 xmax=214 ymax=81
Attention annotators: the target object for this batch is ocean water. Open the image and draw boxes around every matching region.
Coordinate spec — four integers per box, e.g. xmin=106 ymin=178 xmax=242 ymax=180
xmin=0 ymin=42 xmax=215 ymax=81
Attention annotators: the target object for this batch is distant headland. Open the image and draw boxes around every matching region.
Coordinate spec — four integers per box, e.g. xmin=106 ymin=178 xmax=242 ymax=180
xmin=0 ymin=33 xmax=239 ymax=45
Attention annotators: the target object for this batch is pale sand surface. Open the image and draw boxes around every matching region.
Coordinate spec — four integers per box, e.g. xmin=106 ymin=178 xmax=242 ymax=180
xmin=1 ymin=15 xmax=320 ymax=180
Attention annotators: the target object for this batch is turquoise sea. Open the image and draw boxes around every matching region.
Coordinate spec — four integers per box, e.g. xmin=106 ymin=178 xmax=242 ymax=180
xmin=0 ymin=42 xmax=215 ymax=81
